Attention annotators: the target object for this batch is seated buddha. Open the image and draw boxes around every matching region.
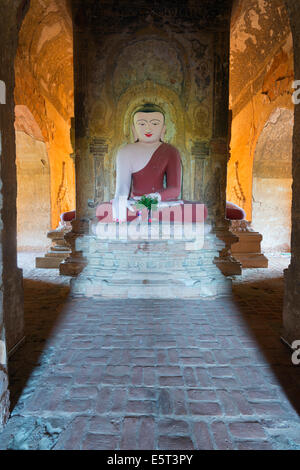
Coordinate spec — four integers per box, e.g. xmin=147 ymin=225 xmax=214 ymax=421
xmin=95 ymin=103 xmax=208 ymax=225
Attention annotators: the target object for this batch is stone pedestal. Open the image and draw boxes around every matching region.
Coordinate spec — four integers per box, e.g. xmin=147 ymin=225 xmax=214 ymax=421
xmin=230 ymin=220 xmax=268 ymax=268
xmin=69 ymin=221 xmax=232 ymax=299
xmin=59 ymin=219 xmax=88 ymax=276
xmin=36 ymin=225 xmax=72 ymax=269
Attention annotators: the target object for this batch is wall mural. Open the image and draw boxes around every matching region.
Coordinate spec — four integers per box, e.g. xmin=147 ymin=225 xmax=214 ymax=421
xmin=72 ymin=0 xmax=232 ymax=227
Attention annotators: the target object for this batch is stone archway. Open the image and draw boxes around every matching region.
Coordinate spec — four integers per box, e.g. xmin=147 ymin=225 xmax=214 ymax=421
xmin=14 ymin=0 xmax=75 ymax=230
xmin=15 ymin=105 xmax=51 ymax=250
xmin=227 ymin=0 xmax=294 ymax=220
xmin=252 ymin=107 xmax=293 ymax=252
xmin=0 ymin=0 xmax=75 ymax=430
xmin=1 ymin=0 xmax=300 ymax=445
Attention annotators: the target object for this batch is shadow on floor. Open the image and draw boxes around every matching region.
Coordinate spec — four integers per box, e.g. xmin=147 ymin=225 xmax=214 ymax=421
xmin=8 ymin=278 xmax=70 ymax=411
xmin=232 ymin=275 xmax=300 ymax=417
xmin=7 ymin=269 xmax=300 ymax=421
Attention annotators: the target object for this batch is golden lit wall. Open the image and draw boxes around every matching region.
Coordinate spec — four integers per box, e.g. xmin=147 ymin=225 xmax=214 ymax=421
xmin=15 ymin=105 xmax=51 ymax=250
xmin=227 ymin=0 xmax=294 ymax=224
xmin=14 ymin=0 xmax=75 ymax=232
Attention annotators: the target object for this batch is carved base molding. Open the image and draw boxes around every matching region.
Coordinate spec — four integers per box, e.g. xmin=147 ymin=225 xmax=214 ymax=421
xmin=214 ymin=227 xmax=242 ymax=276
xmin=230 ymin=221 xmax=268 ymax=269
xmin=59 ymin=227 xmax=87 ymax=275
xmin=59 ymin=253 xmax=87 ymax=276
xmin=36 ymin=227 xmax=72 ymax=269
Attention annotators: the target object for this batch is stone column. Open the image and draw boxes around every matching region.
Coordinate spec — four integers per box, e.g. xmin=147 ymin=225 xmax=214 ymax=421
xmin=60 ymin=3 xmax=94 ymax=275
xmin=282 ymin=0 xmax=300 ymax=345
xmin=73 ymin=47 xmax=92 ymax=224
xmin=0 ymin=0 xmax=28 ymax=431
xmin=208 ymin=31 xmax=241 ymax=276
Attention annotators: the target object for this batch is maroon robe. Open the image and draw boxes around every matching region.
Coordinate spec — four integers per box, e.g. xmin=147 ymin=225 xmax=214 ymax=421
xmin=96 ymin=142 xmax=208 ymax=223
xmin=130 ymin=142 xmax=182 ymax=201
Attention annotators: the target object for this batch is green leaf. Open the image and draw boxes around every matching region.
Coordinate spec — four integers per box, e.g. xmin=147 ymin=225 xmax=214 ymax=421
xmin=134 ymin=195 xmax=159 ymax=211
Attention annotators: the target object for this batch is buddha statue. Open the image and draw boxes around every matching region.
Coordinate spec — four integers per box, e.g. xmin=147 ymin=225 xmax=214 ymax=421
xmin=95 ymin=103 xmax=208 ymax=225
xmin=60 ymin=103 xmax=245 ymax=231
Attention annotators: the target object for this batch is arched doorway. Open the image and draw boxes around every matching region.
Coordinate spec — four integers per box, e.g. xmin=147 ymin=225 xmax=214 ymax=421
xmin=15 ymin=105 xmax=51 ymax=251
xmin=227 ymin=0 xmax=294 ymax=222
xmin=252 ymin=107 xmax=293 ymax=252
xmin=14 ymin=0 xmax=75 ymax=232
xmin=0 ymin=0 xmax=76 ymax=426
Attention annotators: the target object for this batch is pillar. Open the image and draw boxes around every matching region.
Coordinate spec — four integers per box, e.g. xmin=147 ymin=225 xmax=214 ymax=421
xmin=0 ymin=0 xmax=28 ymax=430
xmin=282 ymin=0 xmax=300 ymax=345
xmin=209 ymin=31 xmax=242 ymax=275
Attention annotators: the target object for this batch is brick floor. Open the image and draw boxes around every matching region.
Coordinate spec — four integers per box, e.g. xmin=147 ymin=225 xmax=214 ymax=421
xmin=0 ymin=253 xmax=299 ymax=450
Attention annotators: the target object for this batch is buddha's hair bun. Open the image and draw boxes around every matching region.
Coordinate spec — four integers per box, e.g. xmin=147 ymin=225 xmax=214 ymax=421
xmin=133 ymin=103 xmax=165 ymax=119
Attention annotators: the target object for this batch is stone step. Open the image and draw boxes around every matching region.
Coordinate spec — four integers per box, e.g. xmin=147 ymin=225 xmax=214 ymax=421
xmin=75 ymin=233 xmax=223 ymax=252
xmin=50 ymin=246 xmax=71 ymax=252
xmin=36 ymin=257 xmax=63 ymax=269
xmin=70 ymin=278 xmax=231 ymax=299
xmin=232 ymin=252 xmax=269 ymax=268
xmin=45 ymin=251 xmax=71 ymax=258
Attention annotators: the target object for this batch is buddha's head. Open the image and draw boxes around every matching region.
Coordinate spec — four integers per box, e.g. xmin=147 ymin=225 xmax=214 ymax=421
xmin=132 ymin=103 xmax=166 ymax=144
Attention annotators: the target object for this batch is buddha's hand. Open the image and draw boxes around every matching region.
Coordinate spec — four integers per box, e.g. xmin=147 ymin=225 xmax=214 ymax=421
xmin=127 ymin=200 xmax=136 ymax=213
xmin=133 ymin=193 xmax=161 ymax=202
xmin=147 ymin=193 xmax=162 ymax=203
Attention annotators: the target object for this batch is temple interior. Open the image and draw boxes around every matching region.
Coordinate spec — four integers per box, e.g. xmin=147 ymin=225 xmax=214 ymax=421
xmin=0 ymin=0 xmax=299 ymax=450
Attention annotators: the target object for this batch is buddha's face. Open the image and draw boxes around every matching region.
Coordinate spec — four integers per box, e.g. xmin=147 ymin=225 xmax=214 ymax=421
xmin=133 ymin=111 xmax=165 ymax=144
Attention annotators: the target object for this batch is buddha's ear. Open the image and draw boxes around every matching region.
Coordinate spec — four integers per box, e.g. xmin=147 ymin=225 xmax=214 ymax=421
xmin=131 ymin=124 xmax=138 ymax=142
xmin=160 ymin=124 xmax=166 ymax=142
